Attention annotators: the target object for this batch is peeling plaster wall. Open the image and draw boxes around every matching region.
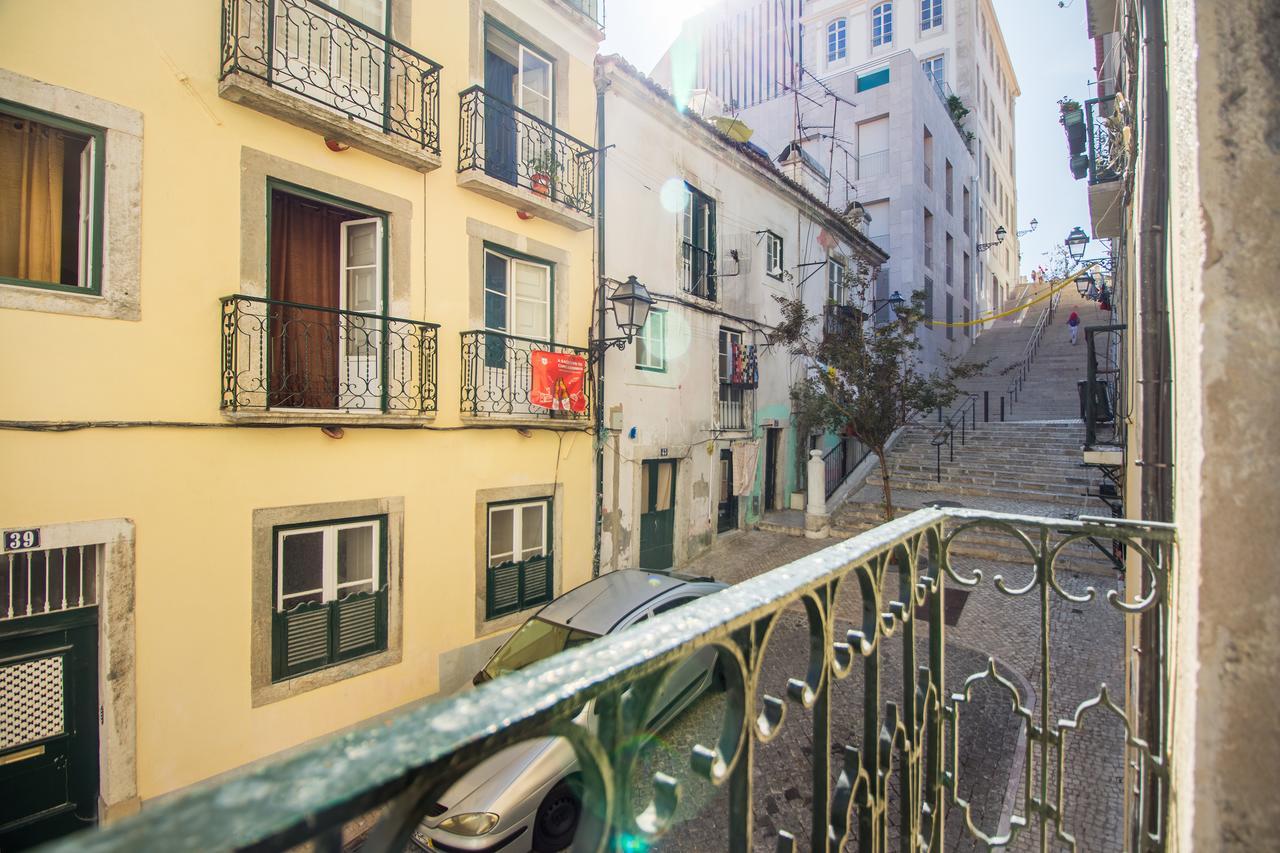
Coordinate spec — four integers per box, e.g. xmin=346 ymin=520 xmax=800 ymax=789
xmin=1167 ymin=0 xmax=1280 ymax=847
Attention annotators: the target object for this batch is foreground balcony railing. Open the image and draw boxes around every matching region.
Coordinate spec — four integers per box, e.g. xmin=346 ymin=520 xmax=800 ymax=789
xmin=220 ymin=0 xmax=442 ymax=153
xmin=457 ymin=86 xmax=597 ymax=217
xmin=49 ymin=507 xmax=1175 ymax=852
xmin=1085 ymin=94 xmax=1121 ymax=185
xmin=221 ymin=295 xmax=439 ymax=414
xmin=460 ymin=330 xmax=592 ymax=420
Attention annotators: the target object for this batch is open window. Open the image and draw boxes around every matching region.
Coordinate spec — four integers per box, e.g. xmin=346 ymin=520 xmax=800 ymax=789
xmin=0 ymin=102 xmax=104 ymax=293
xmin=483 ymin=21 xmax=555 ymax=187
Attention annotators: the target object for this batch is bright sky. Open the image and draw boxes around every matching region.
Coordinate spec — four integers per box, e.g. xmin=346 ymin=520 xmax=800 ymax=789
xmin=601 ymin=0 xmax=1099 ymax=278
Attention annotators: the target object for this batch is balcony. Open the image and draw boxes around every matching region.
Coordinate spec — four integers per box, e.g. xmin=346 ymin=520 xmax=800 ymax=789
xmin=1085 ymin=95 xmax=1124 ymax=237
xmin=219 ymin=0 xmax=442 ymax=172
xmin=460 ymin=331 xmax=591 ymax=421
xmin=220 ymin=295 xmax=438 ymax=418
xmin=456 ymin=87 xmax=596 ymax=231
xmin=52 ymin=506 xmax=1176 ymax=853
xmin=556 ymin=0 xmax=605 ymax=28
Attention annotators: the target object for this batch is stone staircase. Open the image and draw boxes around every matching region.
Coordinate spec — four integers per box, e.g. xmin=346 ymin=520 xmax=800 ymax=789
xmin=819 ymin=283 xmax=1119 ymax=575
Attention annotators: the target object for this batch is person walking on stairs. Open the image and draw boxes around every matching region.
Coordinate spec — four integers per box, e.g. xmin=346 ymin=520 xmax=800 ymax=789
xmin=1067 ymin=309 xmax=1081 ymax=345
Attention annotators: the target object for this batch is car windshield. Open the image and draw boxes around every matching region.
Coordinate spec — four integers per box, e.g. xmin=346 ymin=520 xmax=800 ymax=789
xmin=479 ymin=618 xmax=599 ymax=682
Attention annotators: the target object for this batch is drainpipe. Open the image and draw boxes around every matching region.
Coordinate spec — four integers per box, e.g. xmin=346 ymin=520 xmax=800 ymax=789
xmin=591 ymin=77 xmax=608 ymax=578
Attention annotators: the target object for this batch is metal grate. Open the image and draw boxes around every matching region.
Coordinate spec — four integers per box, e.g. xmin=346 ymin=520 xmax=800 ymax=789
xmin=2 ymin=544 xmax=101 ymax=621
xmin=0 ymin=655 xmax=66 ymax=749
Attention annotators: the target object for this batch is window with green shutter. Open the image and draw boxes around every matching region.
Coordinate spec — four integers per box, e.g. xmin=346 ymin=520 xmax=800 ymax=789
xmin=486 ymin=499 xmax=553 ymax=619
xmin=272 ymin=515 xmax=388 ymax=681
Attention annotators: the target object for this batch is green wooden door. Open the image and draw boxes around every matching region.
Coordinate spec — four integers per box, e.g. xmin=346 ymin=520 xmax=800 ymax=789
xmin=0 ymin=609 xmax=99 ymax=850
xmin=638 ymin=460 xmax=677 ymax=571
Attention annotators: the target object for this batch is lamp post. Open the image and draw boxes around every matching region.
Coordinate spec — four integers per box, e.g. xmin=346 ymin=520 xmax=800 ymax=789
xmin=1065 ymin=226 xmax=1090 ymax=263
xmin=592 ymin=275 xmax=655 ymax=357
xmin=977 ymin=225 xmax=1007 ymax=253
xmin=868 ymin=290 xmax=906 ymax=318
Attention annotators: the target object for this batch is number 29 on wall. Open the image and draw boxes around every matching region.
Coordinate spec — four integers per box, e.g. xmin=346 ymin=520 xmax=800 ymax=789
xmin=4 ymin=528 xmax=40 ymax=551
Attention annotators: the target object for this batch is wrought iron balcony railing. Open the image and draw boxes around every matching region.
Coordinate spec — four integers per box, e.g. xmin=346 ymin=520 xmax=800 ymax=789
xmin=557 ymin=0 xmax=604 ymax=26
xmin=220 ymin=0 xmax=442 ymax=153
xmin=48 ymin=507 xmax=1175 ymax=853
xmin=457 ymin=86 xmax=597 ymax=216
xmin=1085 ymin=95 xmax=1122 ymax=185
xmin=459 ymin=330 xmax=592 ymax=420
xmin=220 ymin=295 xmax=438 ymax=414
xmin=823 ymin=434 xmax=871 ymax=499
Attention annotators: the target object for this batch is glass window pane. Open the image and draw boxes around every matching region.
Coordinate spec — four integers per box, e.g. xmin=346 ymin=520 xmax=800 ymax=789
xmin=346 ymin=267 xmax=378 ymax=312
xmin=489 ymin=508 xmax=514 ymax=565
xmin=484 ymin=253 xmax=508 ymax=295
xmin=513 ymin=298 xmax=548 ymax=339
xmin=522 ymin=504 xmax=545 ymax=553
xmin=346 ymin=221 xmax=377 ymax=267
xmin=281 ymin=531 xmax=325 ymax=598
xmin=338 ymin=525 xmax=375 ymax=585
xmin=513 ymin=261 xmax=548 ymax=300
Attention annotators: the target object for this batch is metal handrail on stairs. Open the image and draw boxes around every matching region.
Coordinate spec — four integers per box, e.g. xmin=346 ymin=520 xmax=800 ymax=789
xmin=930 ymin=394 xmax=979 ymax=482
xmin=1006 ymin=290 xmax=1062 ymax=411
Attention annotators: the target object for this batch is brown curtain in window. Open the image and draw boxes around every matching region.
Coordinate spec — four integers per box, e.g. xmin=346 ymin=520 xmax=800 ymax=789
xmin=268 ymin=191 xmax=345 ymax=409
xmin=0 ymin=118 xmax=65 ymax=283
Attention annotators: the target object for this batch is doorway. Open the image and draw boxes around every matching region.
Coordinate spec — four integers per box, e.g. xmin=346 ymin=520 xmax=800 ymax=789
xmin=483 ymin=23 xmax=554 ymax=188
xmin=268 ymin=189 xmax=386 ymax=410
xmin=764 ymin=428 xmax=781 ymax=511
xmin=639 ymin=460 xmax=677 ymax=571
xmin=717 ymin=449 xmax=738 ymax=534
xmin=0 ymin=609 xmax=99 ymax=849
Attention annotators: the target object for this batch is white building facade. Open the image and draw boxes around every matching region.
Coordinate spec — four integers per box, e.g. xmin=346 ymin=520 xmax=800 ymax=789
xmin=653 ymin=0 xmax=1022 ymax=351
xmin=596 ymin=56 xmax=887 ymax=572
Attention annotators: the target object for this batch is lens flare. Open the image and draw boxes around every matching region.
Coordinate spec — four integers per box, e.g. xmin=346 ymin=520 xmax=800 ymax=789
xmin=659 ymin=177 xmax=687 ymax=213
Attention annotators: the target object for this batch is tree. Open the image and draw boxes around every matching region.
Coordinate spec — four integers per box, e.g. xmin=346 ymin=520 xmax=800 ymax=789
xmin=773 ymin=261 xmax=986 ymax=521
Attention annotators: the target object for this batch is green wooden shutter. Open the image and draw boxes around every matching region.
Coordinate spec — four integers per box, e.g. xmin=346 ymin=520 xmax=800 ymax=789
xmin=520 ymin=553 xmax=552 ymax=608
xmin=333 ymin=588 xmax=385 ymax=662
xmin=274 ymin=602 xmax=331 ymax=679
xmin=487 ymin=562 xmax=522 ymax=619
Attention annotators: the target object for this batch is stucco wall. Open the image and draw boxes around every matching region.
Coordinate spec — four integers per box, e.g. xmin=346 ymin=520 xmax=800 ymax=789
xmin=0 ymin=0 xmax=599 ymax=803
xmin=1167 ymin=0 xmax=1280 ymax=847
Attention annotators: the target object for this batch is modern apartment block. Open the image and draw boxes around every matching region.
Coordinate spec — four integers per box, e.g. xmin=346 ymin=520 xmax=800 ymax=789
xmin=653 ymin=0 xmax=1021 ymax=354
xmin=0 ymin=0 xmax=603 ymax=843
xmin=596 ymin=55 xmax=887 ymax=571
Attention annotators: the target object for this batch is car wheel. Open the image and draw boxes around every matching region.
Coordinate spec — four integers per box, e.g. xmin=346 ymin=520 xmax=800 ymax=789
xmin=711 ymin=654 xmax=728 ymax=693
xmin=532 ymin=778 xmax=581 ymax=852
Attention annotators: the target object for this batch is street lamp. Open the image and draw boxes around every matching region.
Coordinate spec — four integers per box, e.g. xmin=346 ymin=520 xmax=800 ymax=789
xmin=869 ymin=290 xmax=906 ymax=317
xmin=1065 ymin=226 xmax=1090 ymax=262
xmin=977 ymin=225 xmax=1007 ymax=253
xmin=1075 ymin=272 xmax=1097 ymax=297
xmin=1016 ymin=218 xmax=1038 ymax=237
xmin=593 ymin=275 xmax=655 ymax=356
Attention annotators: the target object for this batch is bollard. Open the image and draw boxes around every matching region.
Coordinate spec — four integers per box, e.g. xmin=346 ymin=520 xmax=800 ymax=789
xmin=984 ymin=391 xmax=989 ymax=422
xmin=1000 ymin=396 xmax=1005 ymax=421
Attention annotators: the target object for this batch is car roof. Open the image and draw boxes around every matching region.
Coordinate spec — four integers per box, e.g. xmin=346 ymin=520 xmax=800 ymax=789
xmin=537 ymin=570 xmax=695 ymax=635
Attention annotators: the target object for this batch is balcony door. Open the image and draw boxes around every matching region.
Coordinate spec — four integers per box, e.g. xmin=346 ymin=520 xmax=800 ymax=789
xmin=482 ymin=248 xmax=551 ymax=389
xmin=339 ymin=218 xmax=384 ymax=409
xmin=273 ymin=0 xmax=389 ymax=127
xmin=268 ymin=189 xmax=385 ymax=410
xmin=484 ymin=24 xmax=554 ymax=188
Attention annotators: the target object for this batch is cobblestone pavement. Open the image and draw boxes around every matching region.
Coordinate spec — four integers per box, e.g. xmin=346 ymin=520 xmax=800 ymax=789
xmin=630 ymin=529 xmax=1125 ymax=852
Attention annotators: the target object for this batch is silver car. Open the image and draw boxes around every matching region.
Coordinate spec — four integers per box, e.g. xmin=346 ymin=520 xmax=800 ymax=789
xmin=412 ymin=570 xmax=727 ymax=852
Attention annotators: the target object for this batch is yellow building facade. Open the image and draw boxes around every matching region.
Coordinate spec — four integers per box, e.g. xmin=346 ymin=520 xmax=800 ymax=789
xmin=0 ymin=0 xmax=603 ymax=839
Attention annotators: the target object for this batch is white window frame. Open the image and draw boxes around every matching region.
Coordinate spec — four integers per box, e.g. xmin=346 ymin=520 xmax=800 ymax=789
xmin=636 ymin=309 xmax=667 ymax=371
xmin=765 ymin=231 xmax=784 ymax=277
xmin=487 ymin=500 xmax=549 ymax=567
xmin=826 ymin=18 xmax=847 ymax=63
xmin=827 ymin=257 xmax=848 ymax=305
xmin=276 ymin=518 xmax=382 ymax=612
xmin=871 ymin=3 xmax=893 ymax=48
xmin=922 ymin=55 xmax=945 ymax=89
xmin=920 ymin=0 xmax=942 ymax=32
xmin=484 ymin=248 xmax=552 ymax=342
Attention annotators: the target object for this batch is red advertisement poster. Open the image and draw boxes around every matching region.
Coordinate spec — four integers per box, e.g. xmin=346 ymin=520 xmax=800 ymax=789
xmin=530 ymin=350 xmax=588 ymax=413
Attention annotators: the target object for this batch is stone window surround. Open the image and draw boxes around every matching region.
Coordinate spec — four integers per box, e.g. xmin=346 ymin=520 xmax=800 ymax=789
xmin=250 ymin=496 xmax=405 ymax=707
xmin=466 ymin=0 xmax=573 ymax=130
xmin=233 ymin=147 xmax=421 ymax=425
xmin=474 ymin=483 xmax=564 ymax=636
xmin=0 ymin=69 xmax=143 ymax=321
xmin=465 ymin=217 xmax=571 ymax=344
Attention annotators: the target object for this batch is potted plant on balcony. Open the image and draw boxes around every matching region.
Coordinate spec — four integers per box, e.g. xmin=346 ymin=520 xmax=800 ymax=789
xmin=525 ymin=149 xmax=559 ymax=198
xmin=1059 ymin=96 xmax=1088 ymax=177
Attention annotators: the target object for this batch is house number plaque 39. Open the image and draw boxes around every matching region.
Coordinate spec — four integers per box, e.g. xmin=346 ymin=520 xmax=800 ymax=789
xmin=3 ymin=528 xmax=39 ymax=551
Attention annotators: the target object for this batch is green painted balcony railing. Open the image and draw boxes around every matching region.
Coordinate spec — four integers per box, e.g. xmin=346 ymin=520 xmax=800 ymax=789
xmin=45 ymin=507 xmax=1175 ymax=852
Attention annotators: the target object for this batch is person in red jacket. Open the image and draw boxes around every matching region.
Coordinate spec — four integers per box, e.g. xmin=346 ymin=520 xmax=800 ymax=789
xmin=1067 ymin=310 xmax=1081 ymax=345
